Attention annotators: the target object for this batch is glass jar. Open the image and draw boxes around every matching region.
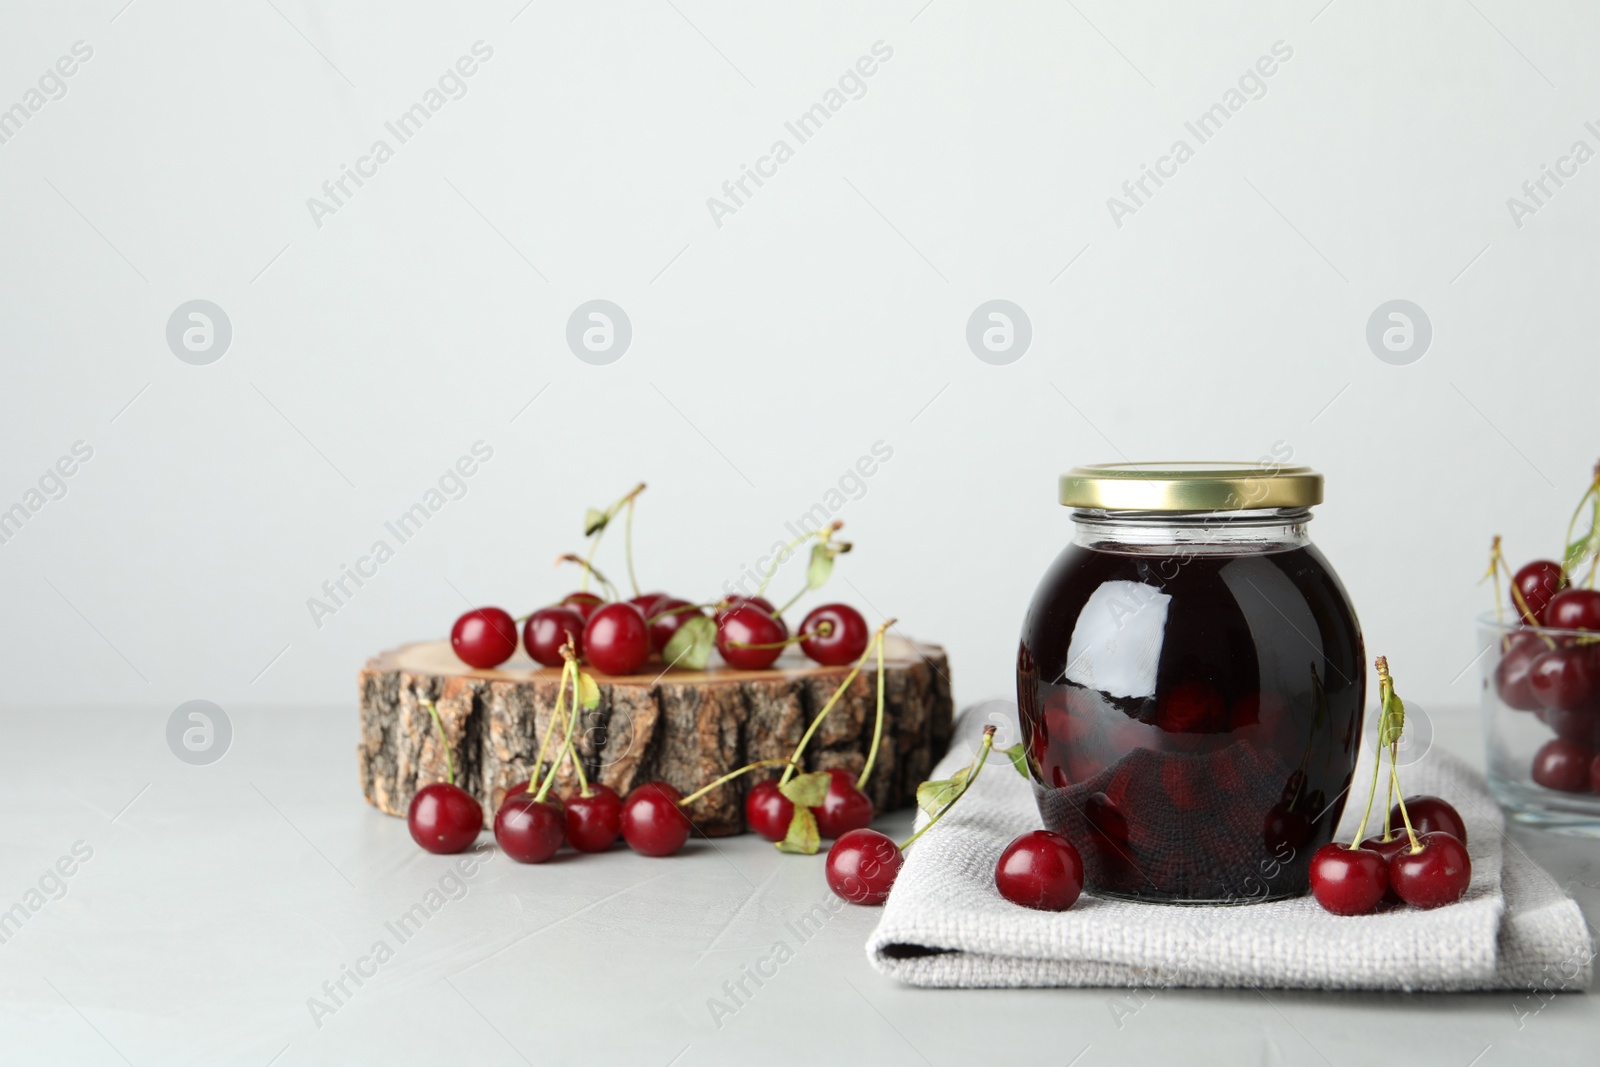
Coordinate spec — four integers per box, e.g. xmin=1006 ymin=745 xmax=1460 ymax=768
xmin=1017 ymin=463 xmax=1365 ymax=904
xmin=1481 ymin=615 xmax=1600 ymax=831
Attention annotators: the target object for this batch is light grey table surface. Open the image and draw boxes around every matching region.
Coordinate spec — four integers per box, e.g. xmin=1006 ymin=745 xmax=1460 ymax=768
xmin=1 ymin=704 xmax=1595 ymax=1067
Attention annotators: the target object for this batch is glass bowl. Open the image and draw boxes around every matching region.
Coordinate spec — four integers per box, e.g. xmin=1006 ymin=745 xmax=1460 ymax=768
xmin=1480 ymin=613 xmax=1600 ymax=834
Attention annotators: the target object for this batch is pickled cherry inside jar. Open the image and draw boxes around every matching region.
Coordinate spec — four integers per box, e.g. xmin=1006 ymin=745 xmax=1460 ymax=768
xmin=1017 ymin=463 xmax=1365 ymax=904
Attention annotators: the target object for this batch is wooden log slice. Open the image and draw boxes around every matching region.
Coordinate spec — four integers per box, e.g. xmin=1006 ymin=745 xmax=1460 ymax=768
xmin=358 ymin=636 xmax=954 ymax=836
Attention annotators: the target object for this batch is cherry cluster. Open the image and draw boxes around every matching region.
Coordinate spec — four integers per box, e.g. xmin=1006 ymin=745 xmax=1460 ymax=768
xmin=407 ymin=483 xmax=1093 ymax=909
xmin=1309 ymin=658 xmax=1472 ymax=916
xmin=445 ymin=484 xmax=871 ymax=678
xmin=1487 ymin=463 xmax=1600 ymax=794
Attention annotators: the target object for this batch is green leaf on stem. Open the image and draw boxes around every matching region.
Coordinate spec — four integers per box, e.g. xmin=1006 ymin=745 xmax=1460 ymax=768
xmin=584 ymin=507 xmax=608 ymax=536
xmin=778 ymin=771 xmax=830 ymax=809
xmin=1378 ymin=690 xmax=1406 ymax=749
xmin=663 ymin=614 xmax=716 ymax=671
xmin=1000 ymin=743 xmax=1030 ymax=780
xmin=576 ymin=671 xmax=601 ymax=710
xmin=916 ymin=767 xmax=970 ymax=817
xmin=775 ymin=806 xmax=820 ymax=854
xmin=806 ymin=542 xmax=834 ymax=590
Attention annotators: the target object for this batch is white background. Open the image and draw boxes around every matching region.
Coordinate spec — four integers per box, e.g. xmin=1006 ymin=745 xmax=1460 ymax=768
xmin=3 ymin=0 xmax=1598 ymax=720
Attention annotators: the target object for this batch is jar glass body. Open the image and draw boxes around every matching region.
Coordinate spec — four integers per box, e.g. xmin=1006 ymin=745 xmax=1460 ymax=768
xmin=1016 ymin=507 xmax=1365 ymax=903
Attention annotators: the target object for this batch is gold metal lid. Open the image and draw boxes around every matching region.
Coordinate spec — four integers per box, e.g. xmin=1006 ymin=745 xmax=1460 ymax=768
xmin=1059 ymin=462 xmax=1324 ymax=511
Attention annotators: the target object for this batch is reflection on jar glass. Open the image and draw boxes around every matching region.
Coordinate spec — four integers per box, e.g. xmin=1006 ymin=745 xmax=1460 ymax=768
xmin=1017 ymin=462 xmax=1365 ymax=904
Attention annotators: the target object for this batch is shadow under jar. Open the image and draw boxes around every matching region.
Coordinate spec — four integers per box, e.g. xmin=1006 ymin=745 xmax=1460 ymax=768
xmin=1017 ymin=463 xmax=1365 ymax=904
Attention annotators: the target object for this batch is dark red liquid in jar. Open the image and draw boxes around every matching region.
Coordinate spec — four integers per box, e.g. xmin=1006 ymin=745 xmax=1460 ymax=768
xmin=1018 ymin=542 xmax=1364 ymax=903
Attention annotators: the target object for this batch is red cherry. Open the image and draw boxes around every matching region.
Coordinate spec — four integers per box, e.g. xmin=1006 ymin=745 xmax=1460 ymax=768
xmin=1495 ymin=630 xmax=1550 ymax=711
xmin=1513 ymin=560 xmax=1566 ymax=625
xmin=715 ymin=604 xmax=788 ymax=670
xmin=798 ymin=604 xmax=870 ymax=666
xmin=628 ymin=592 xmax=665 ymax=617
xmin=745 ymin=779 xmax=793 ymax=842
xmin=1155 ymin=680 xmax=1226 ymax=733
xmin=1547 ymin=588 xmax=1600 ymax=632
xmin=450 ymin=608 xmax=519 ymax=669
xmin=407 ymin=782 xmax=483 ymax=854
xmin=500 ymin=780 xmax=564 ymax=813
xmin=825 ymin=828 xmax=902 ymax=905
xmin=813 ymin=767 xmax=874 ymax=839
xmin=718 ymin=595 xmax=776 ymax=620
xmin=1539 ymin=705 xmax=1600 ymax=744
xmin=1531 ymin=738 xmax=1593 ymax=792
xmin=1530 ymin=646 xmax=1599 ymax=711
xmin=994 ymin=830 xmax=1084 ymax=911
xmin=1309 ymin=843 xmax=1388 ymax=915
xmin=643 ymin=596 xmax=703 ymax=654
xmin=1590 ymin=753 xmax=1600 ymax=793
xmin=620 ymin=782 xmax=692 ymax=856
xmin=1388 ymin=831 xmax=1471 ymax=909
xmin=559 ymin=592 xmax=605 ymax=621
xmin=583 ymin=602 xmax=650 ymax=675
xmin=1392 ymin=795 xmax=1466 ymax=845
xmin=1359 ymin=833 xmax=1409 ymax=904
xmin=522 ymin=606 xmax=585 ymax=668
xmin=563 ymin=784 xmax=623 ymax=853
xmin=493 ymin=793 xmax=565 ymax=863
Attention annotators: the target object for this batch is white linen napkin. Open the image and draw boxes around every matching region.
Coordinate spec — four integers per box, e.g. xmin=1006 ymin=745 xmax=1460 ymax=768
xmin=866 ymin=704 xmax=1594 ymax=992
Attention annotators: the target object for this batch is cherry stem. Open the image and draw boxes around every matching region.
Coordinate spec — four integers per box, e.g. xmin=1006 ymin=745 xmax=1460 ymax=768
xmin=1346 ymin=728 xmax=1384 ymax=850
xmin=677 ymin=758 xmax=795 ymax=808
xmin=421 ymin=698 xmax=455 ymax=787
xmin=753 ymin=522 xmax=841 ymax=600
xmin=529 ymin=659 xmax=573 ymax=793
xmin=900 ymin=725 xmax=997 ymax=852
xmin=557 ymin=662 xmax=592 ymax=797
xmin=1561 ymin=462 xmax=1599 ymax=581
xmin=778 ymin=622 xmax=884 ymax=787
xmin=624 ymin=495 xmax=641 ymax=599
xmin=725 ymin=632 xmax=811 ymax=651
xmin=856 ymin=627 xmax=891 ymax=791
xmin=1495 ymin=541 xmax=1559 ymax=647
xmin=648 ymin=600 xmax=716 ymax=623
xmin=580 ymin=482 xmax=646 ymax=595
xmin=559 ymin=554 xmax=618 ymax=601
xmin=1391 ymin=755 xmax=1421 ymax=852
xmin=535 ymin=652 xmax=583 ymax=804
xmin=775 ymin=585 xmax=809 ymax=618
xmin=1484 ymin=535 xmax=1506 ymax=629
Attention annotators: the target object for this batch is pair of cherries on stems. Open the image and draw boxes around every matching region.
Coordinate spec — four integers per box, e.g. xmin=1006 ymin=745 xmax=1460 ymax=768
xmin=1309 ymin=657 xmax=1472 ymax=916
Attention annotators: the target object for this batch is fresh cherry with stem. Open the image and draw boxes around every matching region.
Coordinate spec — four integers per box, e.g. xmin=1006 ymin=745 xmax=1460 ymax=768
xmin=1389 ymin=831 xmax=1472 ymax=909
xmin=798 ymin=603 xmax=870 ymax=667
xmin=545 ymin=676 xmax=622 ymax=852
xmin=408 ymin=699 xmax=484 ymax=854
xmin=827 ymin=725 xmax=998 ymax=905
xmin=1393 ymin=795 xmax=1466 ymax=845
xmin=584 ymin=601 xmax=650 ymax=675
xmin=1513 ymin=560 xmax=1567 ymax=625
xmin=715 ymin=604 xmax=789 ymax=670
xmin=559 ymin=592 xmax=605 ymax=621
xmin=451 ymin=607 xmax=519 ymax=669
xmin=1547 ymin=589 xmax=1600 ymax=631
xmin=1309 ymin=843 xmax=1388 ymax=916
xmin=523 ymin=606 xmax=585 ymax=668
xmin=776 ymin=620 xmax=895 ymax=839
xmin=495 ymin=656 xmax=586 ymax=863
xmin=744 ymin=779 xmax=792 ymax=842
xmin=622 ymin=758 xmax=792 ymax=856
xmin=1333 ymin=657 xmax=1471 ymax=913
